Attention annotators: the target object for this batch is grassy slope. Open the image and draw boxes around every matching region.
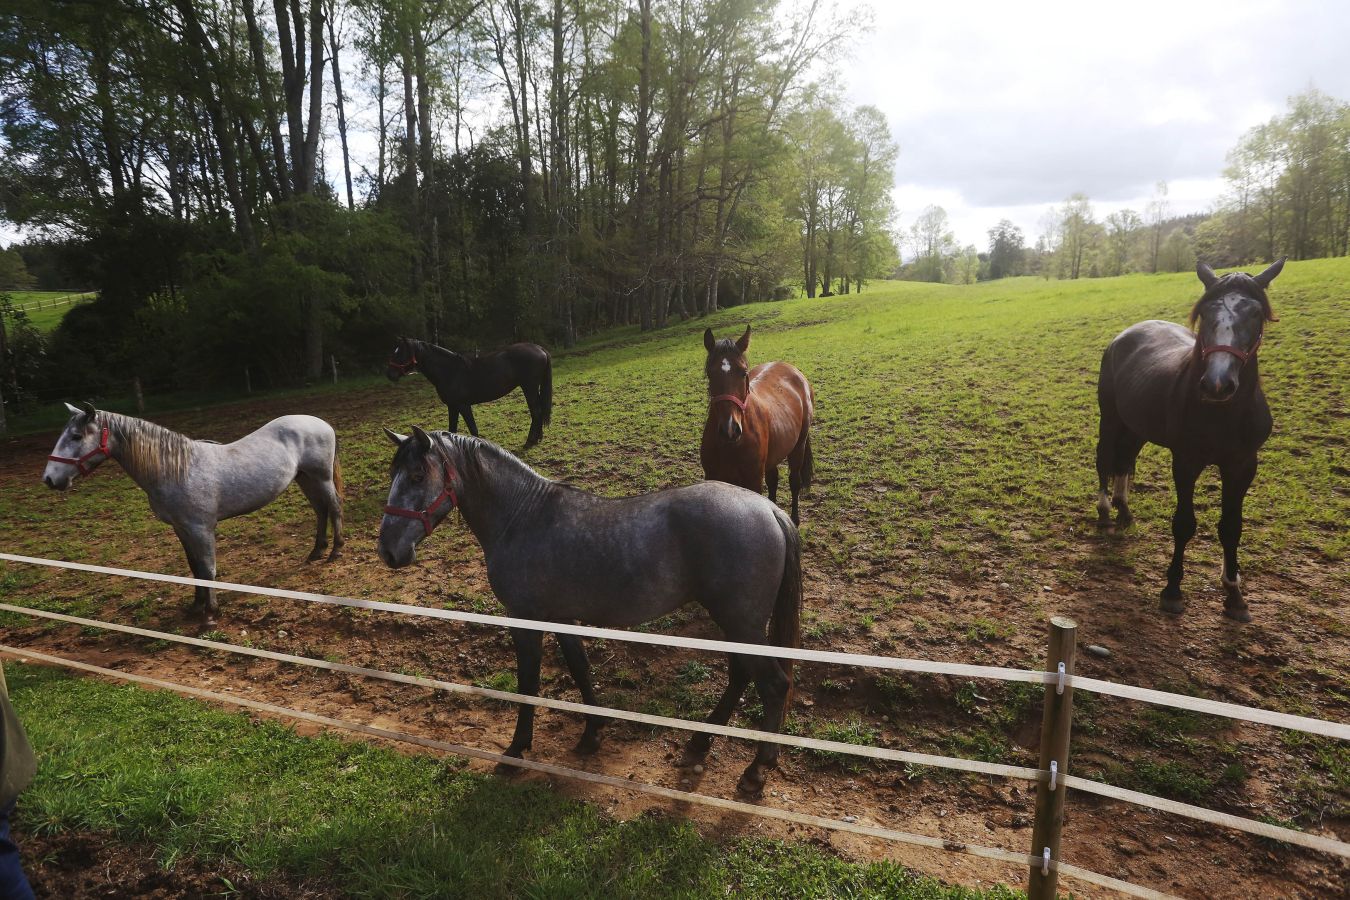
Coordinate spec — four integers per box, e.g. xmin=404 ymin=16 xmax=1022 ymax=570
xmin=4 ymin=290 xmax=95 ymax=332
xmin=0 ymin=261 xmax=1346 ymax=891
xmin=5 ymin=661 xmax=1015 ymax=900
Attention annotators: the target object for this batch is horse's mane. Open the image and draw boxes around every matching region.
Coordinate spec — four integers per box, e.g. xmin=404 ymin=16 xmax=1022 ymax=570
xmin=103 ymin=412 xmax=194 ymax=483
xmin=391 ymin=432 xmax=544 ymax=485
xmin=1189 ymin=273 xmax=1278 ymax=327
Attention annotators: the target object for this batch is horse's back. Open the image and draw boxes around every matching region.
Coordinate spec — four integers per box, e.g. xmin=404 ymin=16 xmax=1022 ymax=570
xmin=1100 ymin=321 xmax=1193 ymax=444
xmin=491 ymin=481 xmax=787 ymax=628
xmin=749 ymin=361 xmax=813 ymax=456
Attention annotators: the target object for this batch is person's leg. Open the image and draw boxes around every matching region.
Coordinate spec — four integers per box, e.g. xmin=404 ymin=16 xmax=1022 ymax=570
xmin=0 ymin=801 xmax=35 ymax=900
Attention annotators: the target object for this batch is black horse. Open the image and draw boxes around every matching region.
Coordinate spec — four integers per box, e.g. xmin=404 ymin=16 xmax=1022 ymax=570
xmin=1095 ymin=258 xmax=1285 ymax=622
xmin=387 ymin=337 xmax=553 ymax=448
xmin=377 ymin=427 xmax=802 ymax=795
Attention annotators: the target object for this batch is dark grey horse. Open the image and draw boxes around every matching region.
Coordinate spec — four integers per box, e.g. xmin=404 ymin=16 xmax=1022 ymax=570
xmin=386 ymin=337 xmax=553 ymax=448
xmin=1095 ymin=259 xmax=1284 ymax=621
xmin=376 ymin=427 xmax=802 ymax=795
xmin=43 ymin=402 xmax=344 ymax=623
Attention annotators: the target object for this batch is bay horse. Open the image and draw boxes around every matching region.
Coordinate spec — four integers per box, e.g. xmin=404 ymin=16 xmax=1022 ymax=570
xmin=377 ymin=427 xmax=802 ymax=795
xmin=42 ymin=402 xmax=343 ymax=624
xmin=387 ymin=337 xmax=553 ymax=448
xmin=701 ymin=326 xmax=815 ymax=525
xmin=1095 ymin=258 xmax=1285 ymax=621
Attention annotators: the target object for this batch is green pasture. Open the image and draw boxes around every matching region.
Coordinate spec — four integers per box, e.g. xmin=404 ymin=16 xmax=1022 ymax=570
xmin=5 ymin=661 xmax=1015 ymax=899
xmin=0 ymin=260 xmax=1346 ymax=892
xmin=4 ymin=290 xmax=96 ymax=332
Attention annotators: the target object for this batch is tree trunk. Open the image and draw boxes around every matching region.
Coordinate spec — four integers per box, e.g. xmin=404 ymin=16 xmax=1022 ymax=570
xmin=325 ymin=1 xmax=354 ymax=210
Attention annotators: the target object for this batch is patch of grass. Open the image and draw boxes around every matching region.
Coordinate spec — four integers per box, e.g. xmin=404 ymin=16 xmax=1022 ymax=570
xmin=6 ymin=663 xmax=1015 ymax=899
xmin=786 ymin=714 xmax=881 ymax=772
xmin=1106 ymin=759 xmax=1247 ymax=805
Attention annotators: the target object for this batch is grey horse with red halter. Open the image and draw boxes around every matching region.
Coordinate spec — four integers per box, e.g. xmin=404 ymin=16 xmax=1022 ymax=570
xmin=41 ymin=402 xmax=344 ymax=624
xmin=377 ymin=426 xmax=802 ymax=796
xmin=1094 ymin=258 xmax=1284 ymax=621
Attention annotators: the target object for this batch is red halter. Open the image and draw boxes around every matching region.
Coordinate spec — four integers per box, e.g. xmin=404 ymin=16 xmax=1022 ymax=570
xmin=383 ymin=460 xmax=459 ymax=536
xmin=48 ymin=425 xmax=111 ymax=477
xmin=388 ymin=347 xmax=418 ymax=374
xmin=709 ymin=393 xmax=747 ymax=412
xmin=1197 ymin=330 xmax=1263 ymax=366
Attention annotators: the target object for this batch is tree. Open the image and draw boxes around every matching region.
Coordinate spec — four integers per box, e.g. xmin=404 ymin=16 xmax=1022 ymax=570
xmin=986 ymin=219 xmax=1024 ymax=279
xmin=1145 ymin=181 xmax=1170 ymax=273
xmin=1103 ymin=209 xmax=1141 ymax=276
xmin=1056 ymin=193 xmax=1096 ymax=279
xmin=908 ymin=206 xmax=955 ymax=283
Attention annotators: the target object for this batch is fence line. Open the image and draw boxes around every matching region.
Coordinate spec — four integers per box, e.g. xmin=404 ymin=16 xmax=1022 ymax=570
xmin=0 ymin=644 xmax=1175 ymax=900
xmin=12 ymin=293 xmax=93 ymax=313
xmin=0 ymin=601 xmax=1042 ymax=783
xmin=4 ymin=553 xmax=1346 ymax=741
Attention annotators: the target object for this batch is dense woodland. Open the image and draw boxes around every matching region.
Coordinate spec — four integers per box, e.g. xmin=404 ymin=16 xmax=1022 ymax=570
xmin=901 ymin=89 xmax=1350 ymax=284
xmin=0 ymin=0 xmax=896 ymax=407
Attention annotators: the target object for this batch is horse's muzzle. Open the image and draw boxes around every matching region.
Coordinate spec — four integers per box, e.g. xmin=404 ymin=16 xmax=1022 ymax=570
xmin=1199 ymin=373 xmax=1238 ymax=402
xmin=377 ymin=539 xmax=415 ymax=569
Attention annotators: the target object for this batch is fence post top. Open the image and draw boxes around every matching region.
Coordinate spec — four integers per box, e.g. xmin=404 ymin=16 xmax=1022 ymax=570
xmin=1050 ymin=616 xmax=1077 ymax=631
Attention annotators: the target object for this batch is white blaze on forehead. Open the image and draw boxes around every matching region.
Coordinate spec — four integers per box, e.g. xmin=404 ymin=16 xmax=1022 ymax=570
xmin=720 ymin=358 xmax=731 ymax=373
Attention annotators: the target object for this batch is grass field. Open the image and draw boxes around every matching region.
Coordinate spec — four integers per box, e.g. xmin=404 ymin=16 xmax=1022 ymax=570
xmin=3 ymin=290 xmax=96 ymax=332
xmin=0 ymin=261 xmax=1346 ymax=897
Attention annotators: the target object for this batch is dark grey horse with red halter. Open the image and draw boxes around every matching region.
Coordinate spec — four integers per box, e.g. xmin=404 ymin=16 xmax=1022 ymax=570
xmin=377 ymin=427 xmax=802 ymax=795
xmin=1095 ymin=258 xmax=1284 ymax=621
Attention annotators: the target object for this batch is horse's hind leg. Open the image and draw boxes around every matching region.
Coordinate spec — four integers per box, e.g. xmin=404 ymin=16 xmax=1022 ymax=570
xmin=682 ymin=655 xmax=750 ymax=764
xmin=1111 ymin=431 xmax=1146 ymax=526
xmin=1161 ymin=455 xmax=1204 ymax=614
xmin=736 ymin=652 xmax=790 ymax=796
xmin=765 ymin=466 xmax=779 ymax=503
xmin=295 ymin=473 xmax=331 ymax=562
xmin=521 ymin=382 xmax=543 ymax=448
xmin=461 ymin=405 xmax=479 ymax=437
xmin=786 ymin=436 xmax=810 ymax=526
xmin=1218 ymin=457 xmax=1257 ymax=622
xmin=498 ymin=627 xmax=544 ymax=774
xmin=555 ymin=634 xmax=607 ymax=753
xmin=1095 ymin=411 xmax=1119 ymax=527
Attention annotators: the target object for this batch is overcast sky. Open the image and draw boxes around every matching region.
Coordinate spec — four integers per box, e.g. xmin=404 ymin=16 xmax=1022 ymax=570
xmin=848 ymin=0 xmax=1350 ymax=252
xmin=4 ymin=0 xmax=1349 ymax=256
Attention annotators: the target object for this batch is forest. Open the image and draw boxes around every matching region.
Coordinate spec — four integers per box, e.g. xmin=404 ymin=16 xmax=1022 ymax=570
xmin=0 ymin=0 xmax=896 ymax=405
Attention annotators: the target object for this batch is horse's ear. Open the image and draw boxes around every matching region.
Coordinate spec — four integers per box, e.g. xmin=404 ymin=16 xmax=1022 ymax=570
xmin=703 ymin=328 xmax=715 ymax=353
xmin=1196 ymin=262 xmax=1219 ymax=289
xmin=410 ymin=425 xmax=433 ymax=451
xmin=735 ymin=325 xmax=750 ymax=354
xmin=383 ymin=427 xmax=407 ymax=446
xmin=1253 ymin=257 xmax=1286 ymax=288
xmin=63 ymin=401 xmax=82 ymax=418
xmin=76 ymin=400 xmax=96 ymax=420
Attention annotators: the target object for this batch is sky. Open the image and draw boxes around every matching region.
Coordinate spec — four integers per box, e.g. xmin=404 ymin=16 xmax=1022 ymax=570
xmin=845 ymin=0 xmax=1350 ymax=253
xmin=4 ymin=0 xmax=1349 ymax=254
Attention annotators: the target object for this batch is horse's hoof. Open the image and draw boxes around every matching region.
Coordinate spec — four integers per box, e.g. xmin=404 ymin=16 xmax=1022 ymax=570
xmin=306 ymin=549 xmax=325 ymax=563
xmin=573 ymin=737 xmax=601 ymax=756
xmin=326 ymin=548 xmax=343 ymax=562
xmin=1115 ymin=514 xmax=1133 ymax=528
xmin=1158 ymin=588 xmax=1185 ymax=615
xmin=495 ymin=752 xmax=527 ymax=777
xmin=1222 ymin=605 xmax=1252 ymax=623
xmin=736 ymin=767 xmax=767 ymax=797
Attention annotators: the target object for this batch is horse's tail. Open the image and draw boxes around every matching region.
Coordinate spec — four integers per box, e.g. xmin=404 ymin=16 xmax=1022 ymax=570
xmin=800 ymin=433 xmax=814 ymax=495
xmin=331 ymin=437 xmax=344 ymax=498
xmin=540 ymin=352 xmax=553 ymax=426
xmin=768 ymin=508 xmax=803 ymax=708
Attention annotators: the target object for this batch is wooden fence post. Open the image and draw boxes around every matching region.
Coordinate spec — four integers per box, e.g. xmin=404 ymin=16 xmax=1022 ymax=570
xmin=244 ymin=367 xmax=252 ymax=395
xmin=133 ymin=377 xmax=145 ymax=414
xmin=1028 ymin=615 xmax=1077 ymax=900
xmin=330 ymin=354 xmax=338 ymax=386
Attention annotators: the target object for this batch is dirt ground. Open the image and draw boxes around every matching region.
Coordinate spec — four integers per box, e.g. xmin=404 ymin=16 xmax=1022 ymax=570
xmin=0 ymin=390 xmax=1345 ymax=900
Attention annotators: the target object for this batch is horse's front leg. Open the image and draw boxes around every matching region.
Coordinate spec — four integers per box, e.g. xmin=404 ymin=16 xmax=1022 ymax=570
xmin=683 ymin=654 xmax=750 ymax=765
xmin=174 ymin=524 xmax=219 ymax=626
xmin=498 ymin=627 xmax=543 ymax=774
xmin=448 ymin=406 xmax=460 ymax=434
xmin=461 ymin=405 xmax=479 ymax=437
xmin=556 ymin=634 xmax=607 ymax=754
xmin=765 ymin=466 xmax=779 ymax=503
xmin=522 ymin=383 xmax=543 ymax=449
xmin=1160 ymin=456 xmax=1204 ymax=614
xmin=1218 ymin=457 xmax=1258 ymax=622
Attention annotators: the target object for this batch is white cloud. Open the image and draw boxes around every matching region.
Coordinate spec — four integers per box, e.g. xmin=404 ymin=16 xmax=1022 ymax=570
xmin=846 ymin=0 xmax=1350 ymax=249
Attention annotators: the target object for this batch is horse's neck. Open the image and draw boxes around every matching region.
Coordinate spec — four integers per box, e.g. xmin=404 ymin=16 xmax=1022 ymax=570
xmin=448 ymin=439 xmax=547 ymax=549
xmin=108 ymin=417 xmax=192 ymax=495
